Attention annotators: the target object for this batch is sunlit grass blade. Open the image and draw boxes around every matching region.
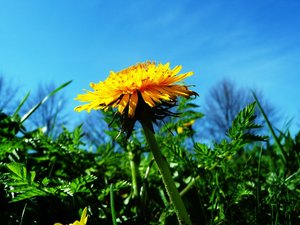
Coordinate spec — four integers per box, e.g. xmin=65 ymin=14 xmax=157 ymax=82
xmin=20 ymin=202 xmax=27 ymax=225
xmin=20 ymin=80 xmax=72 ymax=124
xmin=13 ymin=91 xmax=30 ymax=118
xmin=252 ymin=91 xmax=287 ymax=165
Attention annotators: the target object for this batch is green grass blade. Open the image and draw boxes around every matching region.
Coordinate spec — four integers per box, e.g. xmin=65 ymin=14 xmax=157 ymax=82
xmin=20 ymin=80 xmax=72 ymax=124
xmin=252 ymin=91 xmax=287 ymax=165
xmin=13 ymin=91 xmax=30 ymax=118
xmin=19 ymin=202 xmax=27 ymax=225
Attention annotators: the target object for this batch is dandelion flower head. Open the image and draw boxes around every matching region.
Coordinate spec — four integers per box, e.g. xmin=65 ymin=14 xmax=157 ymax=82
xmin=54 ymin=207 xmax=88 ymax=225
xmin=75 ymin=61 xmax=197 ymax=119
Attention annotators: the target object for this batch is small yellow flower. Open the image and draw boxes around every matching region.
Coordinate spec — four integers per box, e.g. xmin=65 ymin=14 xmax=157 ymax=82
xmin=177 ymin=120 xmax=195 ymax=134
xmin=75 ymin=62 xmax=197 ymax=135
xmin=183 ymin=120 xmax=195 ymax=127
xmin=177 ymin=126 xmax=184 ymax=134
xmin=54 ymin=207 xmax=88 ymax=225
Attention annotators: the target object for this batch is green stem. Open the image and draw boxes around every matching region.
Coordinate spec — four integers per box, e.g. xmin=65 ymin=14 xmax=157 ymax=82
xmin=180 ymin=175 xmax=200 ymax=196
xmin=256 ymin=147 xmax=263 ymax=225
xmin=142 ymin=123 xmax=192 ymax=225
xmin=110 ymin=184 xmax=117 ymax=225
xmin=129 ymin=151 xmax=140 ymax=200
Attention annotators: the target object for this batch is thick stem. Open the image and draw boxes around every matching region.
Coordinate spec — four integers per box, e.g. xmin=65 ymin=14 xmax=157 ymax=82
xmin=142 ymin=123 xmax=192 ymax=225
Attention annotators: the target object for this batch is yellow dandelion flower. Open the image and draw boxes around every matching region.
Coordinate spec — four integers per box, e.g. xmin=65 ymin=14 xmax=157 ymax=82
xmin=54 ymin=207 xmax=88 ymax=225
xmin=75 ymin=62 xmax=196 ymax=115
xmin=74 ymin=62 xmax=197 ymax=225
xmin=70 ymin=207 xmax=88 ymax=225
xmin=177 ymin=126 xmax=184 ymax=134
xmin=75 ymin=62 xmax=197 ymax=135
xmin=177 ymin=120 xmax=195 ymax=134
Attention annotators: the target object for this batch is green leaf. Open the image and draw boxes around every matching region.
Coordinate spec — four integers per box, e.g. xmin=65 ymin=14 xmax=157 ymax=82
xmin=29 ymin=171 xmax=36 ymax=183
xmin=42 ymin=177 xmax=50 ymax=186
xmin=10 ymin=189 xmax=47 ymax=202
xmin=7 ymin=162 xmax=26 ymax=180
xmin=228 ymin=102 xmax=267 ymax=144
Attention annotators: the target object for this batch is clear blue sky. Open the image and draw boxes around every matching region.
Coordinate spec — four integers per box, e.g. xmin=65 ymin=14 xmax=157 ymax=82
xmin=1 ymin=0 xmax=300 ymax=131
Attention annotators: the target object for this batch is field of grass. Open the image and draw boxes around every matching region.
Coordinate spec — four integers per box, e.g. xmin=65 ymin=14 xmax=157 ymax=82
xmin=0 ymin=84 xmax=299 ymax=225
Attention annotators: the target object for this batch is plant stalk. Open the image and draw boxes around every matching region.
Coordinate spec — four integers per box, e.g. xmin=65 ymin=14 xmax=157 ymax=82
xmin=129 ymin=151 xmax=140 ymax=200
xmin=142 ymin=123 xmax=192 ymax=225
xmin=110 ymin=184 xmax=118 ymax=225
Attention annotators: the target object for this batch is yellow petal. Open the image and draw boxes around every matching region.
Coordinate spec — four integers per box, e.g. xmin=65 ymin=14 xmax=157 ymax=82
xmin=128 ymin=92 xmax=138 ymax=117
xmin=167 ymin=71 xmax=193 ymax=84
xmin=147 ymin=86 xmax=172 ymax=101
xmin=118 ymin=94 xmax=130 ymax=114
xmin=80 ymin=207 xmax=88 ymax=224
xmin=164 ymin=85 xmax=192 ymax=97
xmin=141 ymin=91 xmax=156 ymax=107
xmin=171 ymin=65 xmax=182 ymax=75
xmin=143 ymin=90 xmax=162 ymax=103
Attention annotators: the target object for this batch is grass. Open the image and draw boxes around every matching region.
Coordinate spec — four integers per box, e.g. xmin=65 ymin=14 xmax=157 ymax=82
xmin=0 ymin=87 xmax=299 ymax=225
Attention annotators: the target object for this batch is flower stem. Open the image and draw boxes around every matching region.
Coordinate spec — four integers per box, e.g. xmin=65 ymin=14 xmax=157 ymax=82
xmin=142 ymin=123 xmax=192 ymax=225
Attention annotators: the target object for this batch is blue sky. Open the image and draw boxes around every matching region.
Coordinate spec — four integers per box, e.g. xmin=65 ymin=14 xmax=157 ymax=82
xmin=1 ymin=0 xmax=300 ymax=131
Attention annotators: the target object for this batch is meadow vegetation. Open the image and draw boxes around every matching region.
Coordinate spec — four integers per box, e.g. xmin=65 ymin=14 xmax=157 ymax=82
xmin=0 ymin=81 xmax=299 ymax=225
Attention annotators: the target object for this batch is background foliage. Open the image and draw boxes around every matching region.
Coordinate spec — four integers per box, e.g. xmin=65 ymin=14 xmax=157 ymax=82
xmin=0 ymin=81 xmax=299 ymax=225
